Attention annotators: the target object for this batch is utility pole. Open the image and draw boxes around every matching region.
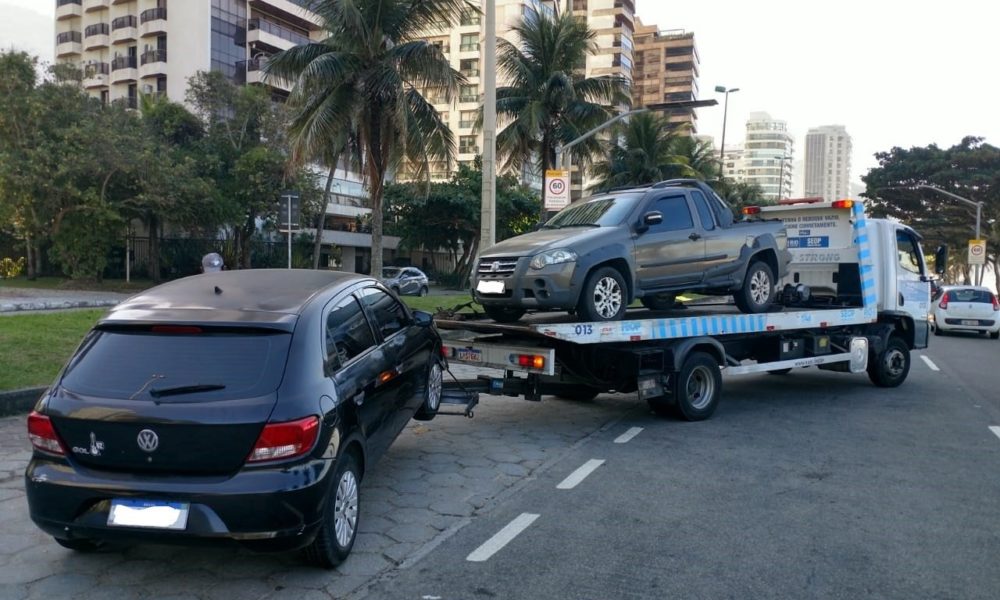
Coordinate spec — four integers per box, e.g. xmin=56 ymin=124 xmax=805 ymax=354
xmin=914 ymin=185 xmax=985 ymax=285
xmin=479 ymin=0 xmax=497 ymax=255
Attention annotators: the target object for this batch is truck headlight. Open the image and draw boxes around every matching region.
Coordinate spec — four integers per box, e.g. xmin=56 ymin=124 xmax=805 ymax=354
xmin=529 ymin=249 xmax=577 ymax=270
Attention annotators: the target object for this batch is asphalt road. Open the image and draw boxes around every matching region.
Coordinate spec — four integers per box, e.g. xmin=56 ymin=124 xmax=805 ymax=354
xmin=364 ymin=335 xmax=1000 ymax=600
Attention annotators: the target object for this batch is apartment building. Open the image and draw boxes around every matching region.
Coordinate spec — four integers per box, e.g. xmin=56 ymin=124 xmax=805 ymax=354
xmin=742 ymin=112 xmax=794 ymax=202
xmin=631 ymin=20 xmax=700 ymax=132
xmin=804 ymin=125 xmax=852 ymax=201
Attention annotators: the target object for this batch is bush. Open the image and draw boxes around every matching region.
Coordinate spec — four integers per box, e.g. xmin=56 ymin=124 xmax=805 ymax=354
xmin=49 ymin=206 xmax=123 ymax=280
xmin=0 ymin=256 xmax=25 ymax=279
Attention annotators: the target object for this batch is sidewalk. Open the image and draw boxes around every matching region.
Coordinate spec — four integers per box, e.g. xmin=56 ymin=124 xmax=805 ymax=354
xmin=0 ymin=286 xmax=129 ymax=313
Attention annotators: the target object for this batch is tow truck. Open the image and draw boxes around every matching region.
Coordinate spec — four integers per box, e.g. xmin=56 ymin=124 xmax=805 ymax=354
xmin=436 ymin=197 xmax=945 ymax=421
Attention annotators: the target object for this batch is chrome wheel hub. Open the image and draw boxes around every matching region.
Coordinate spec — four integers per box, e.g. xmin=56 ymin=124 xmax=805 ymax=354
xmin=593 ymin=276 xmax=623 ymax=319
xmin=750 ymin=270 xmax=771 ymax=306
xmin=334 ymin=470 xmax=358 ymax=548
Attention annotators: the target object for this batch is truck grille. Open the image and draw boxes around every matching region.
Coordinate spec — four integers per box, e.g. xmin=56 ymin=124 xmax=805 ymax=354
xmin=478 ymin=258 xmax=519 ymax=276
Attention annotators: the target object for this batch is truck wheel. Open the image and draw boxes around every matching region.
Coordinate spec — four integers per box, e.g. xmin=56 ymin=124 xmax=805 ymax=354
xmin=413 ymin=361 xmax=443 ymax=421
xmin=578 ymin=267 xmax=627 ymax=321
xmin=640 ymin=294 xmax=676 ymax=311
xmin=867 ymin=335 xmax=910 ymax=388
xmin=483 ymin=305 xmax=526 ymax=323
xmin=733 ymin=260 xmax=775 ymax=314
xmin=672 ymin=351 xmax=722 ymax=421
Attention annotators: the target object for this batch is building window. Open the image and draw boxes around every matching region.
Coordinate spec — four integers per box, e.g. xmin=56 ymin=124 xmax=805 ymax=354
xmin=460 ymin=9 xmax=480 ymax=26
xmin=460 ymin=33 xmax=478 ymax=52
xmin=459 ymin=135 xmax=478 ymax=154
xmin=460 ymin=59 xmax=479 ymax=77
xmin=211 ymin=0 xmax=247 ymax=82
xmin=459 ymin=110 xmax=477 ymax=129
xmin=459 ymin=84 xmax=478 ymax=103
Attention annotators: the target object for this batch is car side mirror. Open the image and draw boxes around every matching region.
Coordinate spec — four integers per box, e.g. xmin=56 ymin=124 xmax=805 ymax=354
xmin=934 ymin=244 xmax=948 ymax=275
xmin=413 ymin=310 xmax=433 ymax=328
xmin=637 ymin=211 xmax=662 ymax=233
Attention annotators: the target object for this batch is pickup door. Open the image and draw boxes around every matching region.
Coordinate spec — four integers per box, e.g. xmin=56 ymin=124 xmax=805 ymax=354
xmin=634 ymin=192 xmax=707 ymax=290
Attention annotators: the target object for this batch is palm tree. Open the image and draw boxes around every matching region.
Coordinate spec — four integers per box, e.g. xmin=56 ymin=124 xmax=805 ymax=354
xmin=670 ymin=135 xmax=720 ymax=181
xmin=495 ymin=5 xmax=630 ymax=218
xmin=265 ymin=0 xmax=466 ymax=277
xmin=590 ymin=112 xmax=690 ymax=191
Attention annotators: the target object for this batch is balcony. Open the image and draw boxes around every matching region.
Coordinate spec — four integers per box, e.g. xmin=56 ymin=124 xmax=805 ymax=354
xmin=110 ymin=55 xmax=138 ymax=83
xmin=56 ymin=0 xmax=82 ymax=20
xmin=111 ymin=15 xmax=138 ymax=44
xmin=83 ymin=62 xmax=109 ymax=88
xmin=459 ymin=43 xmax=478 ymax=52
xmin=139 ymin=8 xmax=167 ymax=37
xmin=247 ymin=18 xmax=310 ymax=51
xmin=237 ymin=58 xmax=291 ymax=92
xmin=459 ymin=146 xmax=479 ymax=155
xmin=84 ymin=23 xmax=110 ymax=50
xmin=459 ymin=68 xmax=479 ymax=78
xmin=459 ymin=93 xmax=479 ymax=104
xmin=83 ymin=0 xmax=110 ymax=12
xmin=139 ymin=49 xmax=167 ymax=78
xmin=55 ymin=31 xmax=83 ymax=58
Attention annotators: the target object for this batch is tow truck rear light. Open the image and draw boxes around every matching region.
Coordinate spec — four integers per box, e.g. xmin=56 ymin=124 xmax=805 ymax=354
xmin=27 ymin=411 xmax=66 ymax=455
xmin=939 ymin=292 xmax=950 ymax=310
xmin=831 ymin=199 xmax=854 ymax=209
xmin=513 ymin=354 xmax=545 ymax=369
xmin=247 ymin=416 xmax=319 ymax=463
xmin=742 ymin=206 xmax=761 ymax=215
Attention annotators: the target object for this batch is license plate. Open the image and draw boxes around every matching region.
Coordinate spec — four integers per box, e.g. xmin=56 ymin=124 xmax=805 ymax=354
xmin=456 ymin=348 xmax=483 ymax=362
xmin=476 ymin=280 xmax=505 ymax=294
xmin=962 ymin=320 xmax=979 ymax=326
xmin=108 ymin=499 xmax=190 ymax=530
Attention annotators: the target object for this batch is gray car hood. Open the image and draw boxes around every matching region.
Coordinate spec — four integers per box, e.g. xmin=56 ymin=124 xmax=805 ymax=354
xmin=480 ymin=226 xmax=612 ymax=258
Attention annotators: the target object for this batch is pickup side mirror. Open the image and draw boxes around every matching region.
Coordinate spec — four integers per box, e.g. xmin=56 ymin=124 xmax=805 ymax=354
xmin=934 ymin=244 xmax=948 ymax=275
xmin=413 ymin=310 xmax=434 ymax=328
xmin=637 ymin=211 xmax=662 ymax=233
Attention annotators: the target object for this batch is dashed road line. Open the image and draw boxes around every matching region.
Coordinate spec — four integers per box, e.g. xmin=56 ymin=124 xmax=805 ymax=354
xmin=920 ymin=355 xmax=940 ymax=371
xmin=989 ymin=426 xmax=1000 ymax=441
xmin=466 ymin=513 xmax=539 ymax=562
xmin=556 ymin=459 xmax=605 ymax=490
xmin=614 ymin=427 xmax=644 ymax=444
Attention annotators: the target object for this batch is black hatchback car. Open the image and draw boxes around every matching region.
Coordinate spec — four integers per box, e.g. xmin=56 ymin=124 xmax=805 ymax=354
xmin=25 ymin=270 xmax=445 ymax=567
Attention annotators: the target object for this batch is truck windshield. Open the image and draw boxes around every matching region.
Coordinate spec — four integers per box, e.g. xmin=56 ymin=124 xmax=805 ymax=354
xmin=543 ymin=193 xmax=644 ymax=229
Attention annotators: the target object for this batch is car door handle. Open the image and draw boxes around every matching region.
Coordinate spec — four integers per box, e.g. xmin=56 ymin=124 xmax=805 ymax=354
xmin=689 ymin=233 xmax=702 ymax=241
xmin=898 ymin=293 xmax=904 ymax=306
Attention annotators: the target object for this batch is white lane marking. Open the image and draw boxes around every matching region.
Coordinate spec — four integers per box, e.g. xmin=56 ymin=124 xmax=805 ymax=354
xmin=920 ymin=355 xmax=940 ymax=371
xmin=990 ymin=426 xmax=1000 ymax=441
xmin=556 ymin=459 xmax=605 ymax=490
xmin=466 ymin=513 xmax=539 ymax=562
xmin=614 ymin=427 xmax=644 ymax=444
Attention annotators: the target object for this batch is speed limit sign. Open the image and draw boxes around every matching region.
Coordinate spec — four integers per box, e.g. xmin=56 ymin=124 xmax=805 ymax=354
xmin=544 ymin=169 xmax=569 ymax=210
xmin=968 ymin=239 xmax=986 ymax=265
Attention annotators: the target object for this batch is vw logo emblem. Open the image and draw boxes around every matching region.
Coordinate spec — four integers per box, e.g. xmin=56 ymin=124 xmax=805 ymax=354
xmin=136 ymin=429 xmax=159 ymax=453
xmin=490 ymin=261 xmax=501 ymax=273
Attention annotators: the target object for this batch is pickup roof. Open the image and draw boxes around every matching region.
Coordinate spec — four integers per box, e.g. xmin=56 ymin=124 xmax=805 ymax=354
xmin=474 ymin=179 xmax=791 ymax=322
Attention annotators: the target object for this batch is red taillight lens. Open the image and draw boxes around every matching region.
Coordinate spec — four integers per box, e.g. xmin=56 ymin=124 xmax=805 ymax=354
xmin=992 ymin=294 xmax=999 ymax=311
xmin=514 ymin=354 xmax=545 ymax=369
xmin=939 ymin=292 xmax=950 ymax=310
xmin=247 ymin=416 xmax=320 ymax=463
xmin=27 ymin=411 xmax=65 ymax=455
xmin=831 ymin=199 xmax=855 ymax=209
xmin=742 ymin=206 xmax=761 ymax=215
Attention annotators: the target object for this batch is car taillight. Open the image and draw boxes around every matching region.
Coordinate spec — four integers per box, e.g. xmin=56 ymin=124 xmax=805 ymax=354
xmin=992 ymin=294 xmax=999 ymax=311
xmin=27 ymin=411 xmax=66 ymax=455
xmin=939 ymin=292 xmax=949 ymax=310
xmin=247 ymin=416 xmax=320 ymax=463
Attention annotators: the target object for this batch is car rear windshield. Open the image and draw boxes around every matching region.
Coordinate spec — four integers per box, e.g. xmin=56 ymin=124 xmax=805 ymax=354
xmin=543 ymin=193 xmax=644 ymax=228
xmin=60 ymin=328 xmax=292 ymax=401
xmin=947 ymin=289 xmax=994 ymax=303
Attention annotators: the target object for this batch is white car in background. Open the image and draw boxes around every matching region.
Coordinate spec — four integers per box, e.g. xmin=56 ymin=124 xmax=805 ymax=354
xmin=932 ymin=286 xmax=1000 ymax=339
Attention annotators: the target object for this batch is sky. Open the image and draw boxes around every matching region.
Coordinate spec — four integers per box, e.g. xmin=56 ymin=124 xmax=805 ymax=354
xmin=3 ymin=0 xmax=999 ymax=187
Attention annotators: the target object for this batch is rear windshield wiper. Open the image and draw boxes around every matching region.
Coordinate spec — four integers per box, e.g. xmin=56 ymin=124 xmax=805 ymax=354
xmin=149 ymin=384 xmax=226 ymax=399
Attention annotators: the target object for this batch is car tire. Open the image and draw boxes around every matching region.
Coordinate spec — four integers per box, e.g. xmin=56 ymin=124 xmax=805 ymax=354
xmin=54 ymin=537 xmax=102 ymax=553
xmin=640 ymin=294 xmax=677 ymax=311
xmin=303 ymin=453 xmax=360 ymax=569
xmin=671 ymin=351 xmax=723 ymax=421
xmin=933 ymin=324 xmax=942 ymax=336
xmin=733 ymin=260 xmax=775 ymax=314
xmin=867 ymin=335 xmax=910 ymax=388
xmin=577 ymin=266 xmax=628 ymax=322
xmin=991 ymin=331 xmax=1000 ymax=340
xmin=553 ymin=384 xmax=602 ymax=401
xmin=414 ymin=361 xmax=443 ymax=421
xmin=483 ymin=305 xmax=526 ymax=323
xmin=419 ymin=286 xmax=428 ymax=297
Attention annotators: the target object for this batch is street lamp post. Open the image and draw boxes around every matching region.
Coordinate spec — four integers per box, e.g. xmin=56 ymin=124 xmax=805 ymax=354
xmin=913 ymin=184 xmax=985 ymax=285
xmin=714 ymin=85 xmax=739 ymax=162
xmin=777 ymin=154 xmax=790 ymax=201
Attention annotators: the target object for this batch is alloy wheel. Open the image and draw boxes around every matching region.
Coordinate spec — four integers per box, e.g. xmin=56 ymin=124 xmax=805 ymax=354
xmin=427 ymin=363 xmax=443 ymax=411
xmin=334 ymin=470 xmax=359 ymax=548
xmin=593 ymin=276 xmax=623 ymax=319
xmin=750 ymin=269 xmax=771 ymax=306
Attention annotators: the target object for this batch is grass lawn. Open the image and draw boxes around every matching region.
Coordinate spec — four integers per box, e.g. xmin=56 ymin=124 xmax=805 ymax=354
xmin=0 ymin=276 xmax=153 ymax=293
xmin=0 ymin=309 xmax=105 ymax=391
xmin=401 ymin=294 xmax=476 ymax=314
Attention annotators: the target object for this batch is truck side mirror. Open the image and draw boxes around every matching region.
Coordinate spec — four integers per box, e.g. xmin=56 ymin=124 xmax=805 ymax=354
xmin=934 ymin=244 xmax=948 ymax=275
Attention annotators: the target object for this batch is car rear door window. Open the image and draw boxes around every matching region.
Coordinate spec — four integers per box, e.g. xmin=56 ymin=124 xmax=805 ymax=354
xmin=650 ymin=194 xmax=694 ymax=232
xmin=690 ymin=190 xmax=716 ymax=231
xmin=326 ymin=295 xmax=377 ymax=366
xmin=360 ymin=287 xmax=410 ymax=339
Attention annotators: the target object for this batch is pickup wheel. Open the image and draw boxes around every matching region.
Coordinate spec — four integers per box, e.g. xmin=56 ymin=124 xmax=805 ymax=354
xmin=867 ymin=335 xmax=910 ymax=388
xmin=671 ymin=351 xmax=723 ymax=421
xmin=734 ymin=260 xmax=775 ymax=314
xmin=482 ymin=305 xmax=526 ymax=323
xmin=640 ymin=294 xmax=677 ymax=311
xmin=577 ymin=267 xmax=627 ymax=322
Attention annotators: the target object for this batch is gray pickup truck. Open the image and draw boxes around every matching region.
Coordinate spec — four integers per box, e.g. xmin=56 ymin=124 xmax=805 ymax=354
xmin=473 ymin=179 xmax=791 ymax=322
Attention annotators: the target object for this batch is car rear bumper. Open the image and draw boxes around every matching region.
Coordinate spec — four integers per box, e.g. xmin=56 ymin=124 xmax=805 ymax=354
xmin=474 ymin=260 xmax=579 ymax=310
xmin=25 ymin=455 xmax=335 ymax=552
xmin=936 ymin=318 xmax=999 ymax=333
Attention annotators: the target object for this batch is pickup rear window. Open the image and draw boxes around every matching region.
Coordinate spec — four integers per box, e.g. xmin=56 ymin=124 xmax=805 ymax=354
xmin=60 ymin=329 xmax=291 ymax=401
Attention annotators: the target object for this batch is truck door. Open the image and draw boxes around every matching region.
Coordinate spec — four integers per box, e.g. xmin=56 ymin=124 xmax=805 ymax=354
xmin=894 ymin=228 xmax=931 ymax=349
xmin=634 ymin=193 xmax=706 ymax=290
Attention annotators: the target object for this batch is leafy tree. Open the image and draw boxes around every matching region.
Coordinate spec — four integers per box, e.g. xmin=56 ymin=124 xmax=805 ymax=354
xmin=862 ymin=137 xmax=1000 ymax=287
xmin=495 ymin=5 xmax=629 ymax=218
xmin=711 ymin=178 xmax=766 ymax=213
xmin=265 ymin=0 xmax=466 ymax=277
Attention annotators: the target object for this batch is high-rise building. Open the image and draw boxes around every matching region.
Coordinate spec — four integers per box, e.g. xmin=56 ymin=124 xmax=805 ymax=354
xmin=804 ymin=125 xmax=852 ymax=201
xmin=631 ymin=21 xmax=700 ymax=132
xmin=54 ymin=0 xmax=322 ymax=106
xmin=742 ymin=112 xmax=794 ymax=202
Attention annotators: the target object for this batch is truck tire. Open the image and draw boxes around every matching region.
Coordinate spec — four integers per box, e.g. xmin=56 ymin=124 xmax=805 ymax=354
xmin=733 ymin=260 xmax=775 ymax=314
xmin=671 ymin=351 xmax=722 ymax=421
xmin=867 ymin=335 xmax=910 ymax=388
xmin=577 ymin=266 xmax=628 ymax=322
xmin=640 ymin=294 xmax=676 ymax=311
xmin=483 ymin=305 xmax=526 ymax=323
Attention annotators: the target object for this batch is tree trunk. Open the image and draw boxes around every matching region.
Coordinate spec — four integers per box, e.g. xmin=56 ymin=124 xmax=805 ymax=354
xmin=538 ymin=133 xmax=553 ymax=223
xmin=370 ymin=177 xmax=384 ymax=277
xmin=148 ymin=214 xmax=161 ymax=283
xmin=991 ymin=256 xmax=999 ymax=294
xmin=241 ymin=214 xmax=255 ymax=269
xmin=33 ymin=242 xmax=42 ymax=278
xmin=313 ymin=165 xmax=336 ymax=270
xmin=25 ymin=234 xmax=35 ymax=280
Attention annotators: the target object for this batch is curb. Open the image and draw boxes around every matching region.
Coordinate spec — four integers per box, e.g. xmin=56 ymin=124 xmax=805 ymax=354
xmin=0 ymin=299 xmax=120 ymax=313
xmin=0 ymin=387 xmax=46 ymax=417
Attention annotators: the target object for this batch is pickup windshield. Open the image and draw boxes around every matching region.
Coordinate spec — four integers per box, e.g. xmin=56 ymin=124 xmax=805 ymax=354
xmin=543 ymin=193 xmax=644 ymax=228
